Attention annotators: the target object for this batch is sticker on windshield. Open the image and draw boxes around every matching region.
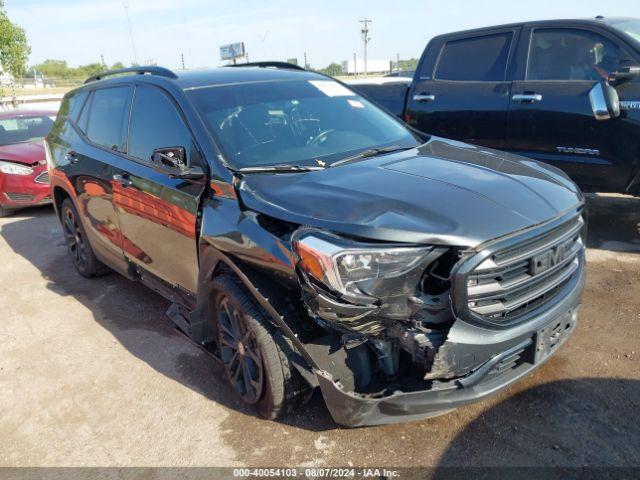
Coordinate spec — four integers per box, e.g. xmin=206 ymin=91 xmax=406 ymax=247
xmin=347 ymin=99 xmax=364 ymax=108
xmin=308 ymin=80 xmax=354 ymax=97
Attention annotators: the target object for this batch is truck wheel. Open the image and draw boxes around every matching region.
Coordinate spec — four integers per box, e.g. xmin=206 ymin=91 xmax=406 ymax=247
xmin=0 ymin=205 xmax=14 ymax=217
xmin=60 ymin=198 xmax=107 ymax=278
xmin=212 ymin=275 xmax=309 ymax=419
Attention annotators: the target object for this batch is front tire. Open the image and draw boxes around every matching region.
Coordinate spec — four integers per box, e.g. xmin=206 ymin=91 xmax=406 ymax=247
xmin=212 ymin=275 xmax=309 ymax=419
xmin=60 ymin=198 xmax=107 ymax=278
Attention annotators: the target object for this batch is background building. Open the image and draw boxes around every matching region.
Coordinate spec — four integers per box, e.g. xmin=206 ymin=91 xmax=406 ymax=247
xmin=342 ymin=58 xmax=392 ymax=75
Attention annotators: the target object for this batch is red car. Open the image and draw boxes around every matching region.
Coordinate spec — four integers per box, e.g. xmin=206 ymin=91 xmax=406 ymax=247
xmin=0 ymin=110 xmax=56 ymax=217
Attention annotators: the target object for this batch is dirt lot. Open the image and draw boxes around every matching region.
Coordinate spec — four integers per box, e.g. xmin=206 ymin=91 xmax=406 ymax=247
xmin=0 ymin=194 xmax=638 ymax=470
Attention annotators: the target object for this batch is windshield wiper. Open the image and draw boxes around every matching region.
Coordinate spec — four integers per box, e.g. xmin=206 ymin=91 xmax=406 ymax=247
xmin=237 ymin=164 xmax=325 ymax=174
xmin=330 ymin=145 xmax=415 ymax=168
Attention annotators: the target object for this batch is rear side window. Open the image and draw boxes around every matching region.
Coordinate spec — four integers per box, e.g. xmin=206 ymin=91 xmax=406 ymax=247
xmin=127 ymin=86 xmax=191 ymax=163
xmin=527 ymin=28 xmax=631 ymax=81
xmin=435 ymin=32 xmax=513 ymax=81
xmin=58 ymin=89 xmax=88 ymax=121
xmin=84 ymin=86 xmax=131 ymax=152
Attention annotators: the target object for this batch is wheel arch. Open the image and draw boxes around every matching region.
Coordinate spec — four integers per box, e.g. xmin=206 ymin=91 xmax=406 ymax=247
xmin=52 ymin=185 xmax=72 ymax=218
xmin=191 ymin=241 xmax=319 ymax=377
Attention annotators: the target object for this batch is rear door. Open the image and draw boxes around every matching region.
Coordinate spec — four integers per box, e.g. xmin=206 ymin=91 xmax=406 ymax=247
xmin=406 ymin=28 xmax=518 ymax=150
xmin=507 ymin=25 xmax=639 ymax=191
xmin=113 ymin=84 xmax=205 ymax=294
xmin=70 ymin=85 xmax=133 ymax=270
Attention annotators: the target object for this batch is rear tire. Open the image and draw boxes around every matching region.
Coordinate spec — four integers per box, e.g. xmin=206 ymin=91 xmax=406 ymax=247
xmin=212 ymin=275 xmax=310 ymax=419
xmin=0 ymin=205 xmax=14 ymax=218
xmin=60 ymin=198 xmax=108 ymax=278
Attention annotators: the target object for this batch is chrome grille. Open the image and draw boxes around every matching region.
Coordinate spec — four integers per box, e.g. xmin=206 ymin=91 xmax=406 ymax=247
xmin=465 ymin=215 xmax=584 ymax=323
xmin=4 ymin=192 xmax=35 ymax=202
xmin=34 ymin=171 xmax=50 ymax=184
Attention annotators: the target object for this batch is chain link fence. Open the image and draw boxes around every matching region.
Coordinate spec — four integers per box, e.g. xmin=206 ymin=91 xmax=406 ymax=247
xmin=0 ymin=77 xmax=83 ymax=110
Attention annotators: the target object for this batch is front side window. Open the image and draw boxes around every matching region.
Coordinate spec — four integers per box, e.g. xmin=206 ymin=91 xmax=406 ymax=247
xmin=0 ymin=115 xmax=55 ymax=146
xmin=435 ymin=33 xmax=513 ymax=81
xmin=187 ymin=78 xmax=420 ymax=169
xmin=128 ymin=86 xmax=191 ymax=163
xmin=527 ymin=29 xmax=630 ymax=81
xmin=84 ymin=86 xmax=131 ymax=152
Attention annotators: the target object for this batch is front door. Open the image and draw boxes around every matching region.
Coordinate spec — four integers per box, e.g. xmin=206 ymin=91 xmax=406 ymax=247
xmin=406 ymin=29 xmax=518 ymax=150
xmin=113 ymin=84 xmax=205 ymax=294
xmin=507 ymin=26 xmax=640 ymax=192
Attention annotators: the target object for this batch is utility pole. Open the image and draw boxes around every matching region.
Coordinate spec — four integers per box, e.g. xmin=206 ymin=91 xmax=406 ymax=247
xmin=359 ymin=18 xmax=371 ymax=76
xmin=181 ymin=53 xmax=185 ymax=69
xmin=100 ymin=54 xmax=106 ymax=68
xmin=353 ymin=52 xmax=357 ymax=78
xmin=123 ymin=0 xmax=138 ymax=65
xmin=304 ymin=52 xmax=308 ymax=69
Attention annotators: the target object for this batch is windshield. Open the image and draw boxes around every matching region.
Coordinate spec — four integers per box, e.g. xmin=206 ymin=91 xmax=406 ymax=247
xmin=0 ymin=115 xmax=55 ymax=146
xmin=611 ymin=19 xmax=640 ymax=47
xmin=187 ymin=78 xmax=421 ymax=169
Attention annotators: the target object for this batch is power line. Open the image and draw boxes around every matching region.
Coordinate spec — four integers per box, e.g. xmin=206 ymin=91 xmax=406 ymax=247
xmin=123 ymin=1 xmax=138 ymax=65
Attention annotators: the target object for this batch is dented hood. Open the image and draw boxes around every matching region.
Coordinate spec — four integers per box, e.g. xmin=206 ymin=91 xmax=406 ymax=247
xmin=238 ymin=137 xmax=584 ymax=247
xmin=0 ymin=140 xmax=45 ymax=166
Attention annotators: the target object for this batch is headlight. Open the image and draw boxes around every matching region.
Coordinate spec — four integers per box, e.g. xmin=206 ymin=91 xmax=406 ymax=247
xmin=0 ymin=160 xmax=33 ymax=176
xmin=293 ymin=230 xmax=431 ymax=297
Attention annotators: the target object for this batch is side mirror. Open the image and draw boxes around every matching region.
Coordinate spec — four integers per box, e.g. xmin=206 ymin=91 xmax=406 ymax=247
xmin=152 ymin=146 xmax=187 ymax=170
xmin=150 ymin=146 xmax=205 ymax=180
xmin=589 ymin=80 xmax=620 ymax=121
xmin=608 ymin=65 xmax=640 ymax=86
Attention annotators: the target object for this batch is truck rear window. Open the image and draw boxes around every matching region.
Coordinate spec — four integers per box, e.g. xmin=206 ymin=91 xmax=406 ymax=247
xmin=435 ymin=32 xmax=513 ymax=82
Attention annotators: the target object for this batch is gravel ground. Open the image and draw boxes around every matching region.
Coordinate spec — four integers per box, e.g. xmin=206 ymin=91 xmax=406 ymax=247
xmin=0 ymin=193 xmax=638 ymax=471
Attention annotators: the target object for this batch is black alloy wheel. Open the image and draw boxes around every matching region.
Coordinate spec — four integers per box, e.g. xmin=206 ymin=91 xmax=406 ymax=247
xmin=217 ymin=296 xmax=265 ymax=404
xmin=59 ymin=198 xmax=107 ymax=278
xmin=62 ymin=203 xmax=87 ymax=272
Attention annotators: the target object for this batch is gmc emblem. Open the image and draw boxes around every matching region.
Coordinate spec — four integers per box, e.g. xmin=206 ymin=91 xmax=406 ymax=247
xmin=530 ymin=240 xmax=572 ymax=275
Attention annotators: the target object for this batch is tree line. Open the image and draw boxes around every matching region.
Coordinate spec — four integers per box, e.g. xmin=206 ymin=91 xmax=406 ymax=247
xmin=26 ymin=60 xmax=126 ymax=80
xmin=0 ymin=0 xmax=29 ymax=77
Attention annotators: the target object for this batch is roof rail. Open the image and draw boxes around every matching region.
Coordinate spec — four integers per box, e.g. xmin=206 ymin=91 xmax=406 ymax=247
xmin=225 ymin=61 xmax=305 ymax=71
xmin=84 ymin=66 xmax=178 ymax=84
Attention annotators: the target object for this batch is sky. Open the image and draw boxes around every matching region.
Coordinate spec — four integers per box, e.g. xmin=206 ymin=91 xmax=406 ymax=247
xmin=5 ymin=0 xmax=640 ymax=70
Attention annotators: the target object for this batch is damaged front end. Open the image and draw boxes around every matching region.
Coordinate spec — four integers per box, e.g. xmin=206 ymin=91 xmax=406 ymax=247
xmin=289 ymin=216 xmax=585 ymax=426
xmin=291 ymin=228 xmax=463 ymax=385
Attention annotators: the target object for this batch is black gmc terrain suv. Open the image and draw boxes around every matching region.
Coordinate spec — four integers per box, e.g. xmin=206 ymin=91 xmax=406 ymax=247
xmin=46 ymin=63 xmax=586 ymax=426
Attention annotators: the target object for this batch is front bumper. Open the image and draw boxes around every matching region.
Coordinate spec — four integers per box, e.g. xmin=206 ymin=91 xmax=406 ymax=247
xmin=315 ymin=266 xmax=585 ymax=427
xmin=0 ymin=168 xmax=51 ymax=208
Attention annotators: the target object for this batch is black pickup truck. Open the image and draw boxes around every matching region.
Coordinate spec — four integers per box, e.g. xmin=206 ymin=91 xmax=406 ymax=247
xmin=349 ymin=17 xmax=640 ymax=196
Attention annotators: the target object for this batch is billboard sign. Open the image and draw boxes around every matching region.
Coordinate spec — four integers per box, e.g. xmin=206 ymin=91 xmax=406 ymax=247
xmin=220 ymin=42 xmax=246 ymax=61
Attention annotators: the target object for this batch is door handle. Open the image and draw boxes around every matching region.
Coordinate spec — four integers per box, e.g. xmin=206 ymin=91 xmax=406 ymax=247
xmin=512 ymin=93 xmax=543 ymax=103
xmin=413 ymin=93 xmax=436 ymax=103
xmin=112 ymin=173 xmax=133 ymax=187
xmin=65 ymin=151 xmax=79 ymax=164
